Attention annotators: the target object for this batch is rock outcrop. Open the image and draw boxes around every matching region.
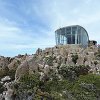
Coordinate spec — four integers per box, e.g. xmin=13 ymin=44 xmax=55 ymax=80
xmin=0 ymin=44 xmax=100 ymax=100
xmin=15 ymin=56 xmax=39 ymax=81
xmin=15 ymin=45 xmax=100 ymax=81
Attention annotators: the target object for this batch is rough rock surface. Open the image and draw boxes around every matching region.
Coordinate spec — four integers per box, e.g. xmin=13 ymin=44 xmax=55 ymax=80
xmin=15 ymin=60 xmax=29 ymax=81
xmin=1 ymin=76 xmax=11 ymax=82
xmin=15 ymin=56 xmax=39 ymax=81
xmin=8 ymin=59 xmax=20 ymax=71
xmin=0 ymin=44 xmax=100 ymax=100
xmin=14 ymin=45 xmax=100 ymax=81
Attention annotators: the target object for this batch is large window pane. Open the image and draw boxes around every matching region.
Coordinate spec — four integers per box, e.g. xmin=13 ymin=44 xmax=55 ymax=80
xmin=72 ymin=31 xmax=76 ymax=34
xmin=67 ymin=35 xmax=71 ymax=44
xmin=72 ymin=35 xmax=75 ymax=44
xmin=66 ymin=27 xmax=71 ymax=32
xmin=72 ymin=26 xmax=77 ymax=31
xmin=55 ymin=25 xmax=89 ymax=47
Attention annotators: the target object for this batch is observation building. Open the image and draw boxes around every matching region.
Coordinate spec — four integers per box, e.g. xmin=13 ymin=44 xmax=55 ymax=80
xmin=55 ymin=25 xmax=89 ymax=47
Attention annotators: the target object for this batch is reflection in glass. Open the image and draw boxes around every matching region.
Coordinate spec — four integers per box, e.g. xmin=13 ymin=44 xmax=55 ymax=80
xmin=55 ymin=25 xmax=89 ymax=47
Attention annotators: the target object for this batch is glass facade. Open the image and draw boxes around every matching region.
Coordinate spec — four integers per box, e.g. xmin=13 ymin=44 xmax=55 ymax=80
xmin=55 ymin=25 xmax=89 ymax=47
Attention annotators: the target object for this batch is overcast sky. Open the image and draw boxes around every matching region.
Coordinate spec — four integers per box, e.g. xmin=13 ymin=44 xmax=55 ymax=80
xmin=0 ymin=0 xmax=100 ymax=57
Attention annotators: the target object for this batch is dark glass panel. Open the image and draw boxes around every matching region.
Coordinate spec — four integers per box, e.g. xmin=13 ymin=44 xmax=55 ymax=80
xmin=72 ymin=26 xmax=77 ymax=31
xmin=67 ymin=32 xmax=71 ymax=35
xmin=66 ymin=27 xmax=71 ymax=32
xmin=61 ymin=28 xmax=65 ymax=34
xmin=67 ymin=35 xmax=71 ymax=44
xmin=77 ymin=27 xmax=81 ymax=35
xmin=72 ymin=35 xmax=75 ymax=44
xmin=72 ymin=31 xmax=76 ymax=34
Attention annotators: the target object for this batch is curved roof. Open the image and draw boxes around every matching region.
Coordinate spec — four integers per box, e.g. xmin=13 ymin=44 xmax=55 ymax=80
xmin=55 ymin=25 xmax=89 ymax=41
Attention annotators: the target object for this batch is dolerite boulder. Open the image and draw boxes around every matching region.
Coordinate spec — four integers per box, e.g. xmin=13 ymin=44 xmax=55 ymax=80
xmin=8 ymin=59 xmax=21 ymax=71
xmin=0 ymin=56 xmax=10 ymax=77
xmin=15 ymin=60 xmax=29 ymax=81
xmin=0 ymin=56 xmax=10 ymax=69
xmin=28 ymin=58 xmax=39 ymax=74
xmin=15 ymin=57 xmax=39 ymax=81
xmin=4 ymin=89 xmax=14 ymax=100
xmin=1 ymin=76 xmax=11 ymax=82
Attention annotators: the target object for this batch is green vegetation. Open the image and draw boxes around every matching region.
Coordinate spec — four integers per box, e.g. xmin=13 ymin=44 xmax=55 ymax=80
xmin=94 ymin=61 xmax=98 ymax=66
xmin=0 ymin=83 xmax=5 ymax=94
xmin=13 ymin=65 xmax=100 ymax=100
xmin=45 ymin=56 xmax=54 ymax=66
xmin=0 ymin=67 xmax=9 ymax=78
xmin=95 ymin=49 xmax=100 ymax=60
xmin=58 ymin=65 xmax=90 ymax=81
xmin=0 ymin=68 xmax=16 ymax=80
xmin=0 ymin=60 xmax=20 ymax=80
xmin=9 ymin=70 xmax=16 ymax=80
xmin=71 ymin=54 xmax=78 ymax=64
xmin=72 ymin=74 xmax=100 ymax=100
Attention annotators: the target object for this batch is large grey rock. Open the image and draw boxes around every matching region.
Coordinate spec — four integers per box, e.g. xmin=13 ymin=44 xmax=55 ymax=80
xmin=28 ymin=58 xmax=39 ymax=74
xmin=8 ymin=59 xmax=20 ymax=71
xmin=4 ymin=89 xmax=14 ymax=100
xmin=1 ymin=76 xmax=11 ymax=82
xmin=15 ymin=61 xmax=29 ymax=81
xmin=0 ymin=56 xmax=10 ymax=70
xmin=66 ymin=54 xmax=74 ymax=66
xmin=0 ymin=94 xmax=4 ymax=100
xmin=39 ymin=72 xmax=45 ymax=81
xmin=44 ymin=65 xmax=50 ymax=74
xmin=85 ymin=61 xmax=91 ymax=66
xmin=36 ymin=48 xmax=42 ymax=55
xmin=53 ymin=63 xmax=59 ymax=68
xmin=53 ymin=46 xmax=60 ymax=56
xmin=44 ymin=48 xmax=53 ymax=56
xmin=76 ymin=55 xmax=84 ymax=65
xmin=59 ymin=47 xmax=67 ymax=57
xmin=15 ymin=57 xmax=39 ymax=81
xmin=0 ymin=56 xmax=11 ymax=78
xmin=27 ymin=95 xmax=33 ymax=100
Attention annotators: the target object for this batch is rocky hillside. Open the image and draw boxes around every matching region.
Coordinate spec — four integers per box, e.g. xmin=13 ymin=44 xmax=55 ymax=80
xmin=0 ymin=44 xmax=100 ymax=100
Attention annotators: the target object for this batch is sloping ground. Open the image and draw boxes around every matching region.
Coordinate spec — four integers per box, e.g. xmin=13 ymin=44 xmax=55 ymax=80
xmin=0 ymin=45 xmax=100 ymax=100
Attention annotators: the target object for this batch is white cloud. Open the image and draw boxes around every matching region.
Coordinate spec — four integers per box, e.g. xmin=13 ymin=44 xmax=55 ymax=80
xmin=0 ymin=17 xmax=55 ymax=51
xmin=0 ymin=0 xmax=100 ymax=56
